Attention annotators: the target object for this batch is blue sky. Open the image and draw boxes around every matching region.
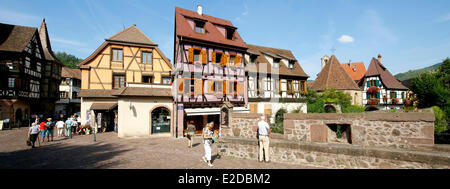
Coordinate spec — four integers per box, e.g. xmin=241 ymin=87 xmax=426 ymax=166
xmin=1 ymin=0 xmax=449 ymax=79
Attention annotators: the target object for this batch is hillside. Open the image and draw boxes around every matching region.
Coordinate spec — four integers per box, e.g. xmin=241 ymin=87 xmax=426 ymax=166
xmin=395 ymin=62 xmax=443 ymax=81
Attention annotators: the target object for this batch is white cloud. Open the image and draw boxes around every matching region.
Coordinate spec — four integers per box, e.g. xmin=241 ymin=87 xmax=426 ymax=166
xmin=434 ymin=13 xmax=450 ymax=23
xmin=337 ymin=35 xmax=354 ymax=43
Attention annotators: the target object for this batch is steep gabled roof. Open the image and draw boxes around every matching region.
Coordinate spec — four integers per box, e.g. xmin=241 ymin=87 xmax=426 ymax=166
xmin=341 ymin=62 xmax=366 ymax=82
xmin=106 ymin=25 xmax=156 ymax=46
xmin=310 ymin=55 xmax=361 ymax=91
xmin=365 ymin=57 xmax=408 ymax=90
xmin=0 ymin=23 xmax=37 ymax=53
xmin=78 ymin=25 xmax=171 ymax=68
xmin=245 ymin=44 xmax=308 ymax=78
xmin=175 ymin=7 xmax=247 ymax=49
xmin=38 ymin=19 xmax=62 ymax=65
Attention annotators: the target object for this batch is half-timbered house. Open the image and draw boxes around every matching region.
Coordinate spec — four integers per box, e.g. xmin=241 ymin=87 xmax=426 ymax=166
xmin=360 ymin=55 xmax=408 ymax=111
xmin=78 ymin=25 xmax=174 ymax=137
xmin=0 ymin=22 xmax=46 ymax=127
xmin=39 ymin=19 xmax=63 ymax=117
xmin=245 ymin=44 xmax=309 ymax=122
xmin=173 ymin=6 xmax=248 ymax=136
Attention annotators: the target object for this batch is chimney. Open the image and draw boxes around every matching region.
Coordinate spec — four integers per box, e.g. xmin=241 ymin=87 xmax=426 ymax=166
xmin=197 ymin=4 xmax=203 ymax=15
xmin=377 ymin=54 xmax=382 ymax=62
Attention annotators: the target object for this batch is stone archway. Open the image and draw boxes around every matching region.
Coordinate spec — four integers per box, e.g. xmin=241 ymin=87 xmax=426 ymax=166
xmin=365 ymin=106 xmax=379 ymax=111
xmin=324 ymin=103 xmax=341 ymax=113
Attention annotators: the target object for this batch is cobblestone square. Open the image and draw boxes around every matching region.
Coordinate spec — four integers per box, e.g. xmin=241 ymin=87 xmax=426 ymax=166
xmin=0 ymin=128 xmax=318 ymax=169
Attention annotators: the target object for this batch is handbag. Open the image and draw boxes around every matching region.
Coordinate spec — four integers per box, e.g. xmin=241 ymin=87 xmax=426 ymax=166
xmin=212 ymin=133 xmax=218 ymax=143
xmin=26 ymin=136 xmax=31 ymax=146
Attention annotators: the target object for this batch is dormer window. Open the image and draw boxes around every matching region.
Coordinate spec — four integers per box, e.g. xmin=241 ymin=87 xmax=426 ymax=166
xmin=250 ymin=56 xmax=256 ymax=64
xmin=194 ymin=20 xmax=205 ymax=34
xmin=288 ymin=61 xmax=294 ymax=69
xmin=273 ymin=58 xmax=280 ymax=68
xmin=226 ymin=27 xmax=235 ymax=40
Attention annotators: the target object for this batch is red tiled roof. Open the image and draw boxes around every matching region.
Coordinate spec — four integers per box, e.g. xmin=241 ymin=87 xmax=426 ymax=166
xmin=114 ymin=87 xmax=172 ymax=97
xmin=175 ymin=7 xmax=247 ymax=49
xmin=341 ymin=62 xmax=366 ymax=82
xmin=78 ymin=90 xmax=119 ymax=98
xmin=364 ymin=57 xmax=408 ymax=90
xmin=61 ymin=67 xmax=81 ymax=80
xmin=310 ymin=55 xmax=361 ymax=91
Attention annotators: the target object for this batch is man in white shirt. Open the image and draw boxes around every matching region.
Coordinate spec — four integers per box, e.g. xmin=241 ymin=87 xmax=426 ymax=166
xmin=257 ymin=115 xmax=271 ymax=163
xmin=56 ymin=119 xmax=65 ymax=137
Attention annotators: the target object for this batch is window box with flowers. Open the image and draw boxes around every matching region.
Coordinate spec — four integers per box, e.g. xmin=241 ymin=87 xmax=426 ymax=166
xmin=287 ymin=91 xmax=295 ymax=96
xmin=392 ymin=98 xmax=399 ymax=105
xmin=404 ymin=99 xmax=412 ymax=106
xmin=367 ymin=98 xmax=379 ymax=105
xmin=367 ymin=86 xmax=380 ymax=94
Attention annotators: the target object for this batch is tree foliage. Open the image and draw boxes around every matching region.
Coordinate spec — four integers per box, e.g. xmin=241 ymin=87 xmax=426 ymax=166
xmin=409 ymin=58 xmax=450 ymax=133
xmin=306 ymin=87 xmax=364 ymax=113
xmin=55 ymin=51 xmax=83 ymax=69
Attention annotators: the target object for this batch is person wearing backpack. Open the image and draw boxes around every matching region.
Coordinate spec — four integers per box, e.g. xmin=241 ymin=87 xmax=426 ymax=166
xmin=186 ymin=120 xmax=196 ymax=148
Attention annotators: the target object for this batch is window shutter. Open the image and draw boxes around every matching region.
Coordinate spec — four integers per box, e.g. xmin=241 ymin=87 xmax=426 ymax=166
xmin=201 ymin=50 xmax=207 ymax=64
xmin=222 ymin=54 xmax=228 ymax=67
xmin=188 ymin=48 xmax=194 ymax=63
xmin=366 ymin=92 xmax=370 ymax=99
xmin=223 ymin=81 xmax=228 ymax=95
xmin=377 ymin=92 xmax=380 ymax=99
xmin=212 ymin=52 xmax=216 ymax=63
xmin=367 ymin=80 xmax=370 ymax=87
xmin=376 ymin=80 xmax=380 ymax=87
xmin=235 ymin=55 xmax=241 ymax=67
xmin=194 ymin=79 xmax=203 ymax=96
xmin=177 ymin=78 xmax=184 ymax=93
xmin=209 ymin=80 xmax=214 ymax=94
xmin=237 ymin=81 xmax=244 ymax=96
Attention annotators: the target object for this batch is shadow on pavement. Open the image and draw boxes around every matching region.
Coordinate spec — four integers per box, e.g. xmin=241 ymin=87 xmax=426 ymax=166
xmin=0 ymin=142 xmax=130 ymax=169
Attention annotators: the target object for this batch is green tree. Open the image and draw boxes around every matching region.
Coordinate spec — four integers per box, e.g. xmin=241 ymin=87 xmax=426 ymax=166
xmin=55 ymin=51 xmax=83 ymax=69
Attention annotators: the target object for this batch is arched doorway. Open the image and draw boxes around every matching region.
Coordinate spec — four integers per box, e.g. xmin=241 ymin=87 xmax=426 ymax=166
xmin=151 ymin=107 xmax=171 ymax=134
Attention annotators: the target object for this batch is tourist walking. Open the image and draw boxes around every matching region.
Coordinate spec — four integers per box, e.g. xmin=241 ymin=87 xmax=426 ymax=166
xmin=186 ymin=120 xmax=196 ymax=148
xmin=258 ymin=115 xmax=271 ymax=163
xmin=46 ymin=118 xmax=54 ymax=142
xmin=56 ymin=119 xmax=65 ymax=137
xmin=65 ymin=117 xmax=73 ymax=137
xmin=39 ymin=121 xmax=47 ymax=143
xmin=28 ymin=123 xmax=40 ymax=148
xmin=202 ymin=122 xmax=214 ymax=167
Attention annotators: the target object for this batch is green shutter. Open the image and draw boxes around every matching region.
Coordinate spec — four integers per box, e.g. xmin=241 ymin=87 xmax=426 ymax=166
xmin=377 ymin=92 xmax=380 ymax=99
xmin=367 ymin=80 xmax=370 ymax=87
xmin=367 ymin=92 xmax=370 ymax=99
xmin=376 ymin=80 xmax=380 ymax=86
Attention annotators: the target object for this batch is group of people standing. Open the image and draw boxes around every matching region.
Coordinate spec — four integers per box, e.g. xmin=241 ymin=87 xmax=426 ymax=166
xmin=184 ymin=115 xmax=271 ymax=167
xmin=27 ymin=114 xmax=82 ymax=148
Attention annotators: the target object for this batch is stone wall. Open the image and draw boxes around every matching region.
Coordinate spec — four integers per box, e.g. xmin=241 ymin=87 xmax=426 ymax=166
xmin=221 ymin=113 xmax=263 ymax=139
xmin=283 ymin=112 xmax=435 ymax=149
xmin=217 ymin=137 xmax=450 ymax=169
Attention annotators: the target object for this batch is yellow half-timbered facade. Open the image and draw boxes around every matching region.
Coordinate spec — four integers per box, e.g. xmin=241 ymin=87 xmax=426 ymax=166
xmin=78 ymin=25 xmax=174 ymax=138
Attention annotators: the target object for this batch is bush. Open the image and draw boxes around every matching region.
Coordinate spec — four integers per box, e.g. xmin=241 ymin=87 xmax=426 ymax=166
xmin=341 ymin=104 xmax=365 ymax=113
xmin=271 ymin=109 xmax=286 ymax=134
xmin=433 ymin=106 xmax=448 ymax=134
